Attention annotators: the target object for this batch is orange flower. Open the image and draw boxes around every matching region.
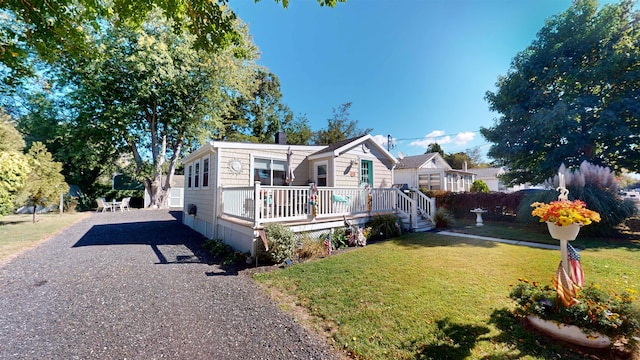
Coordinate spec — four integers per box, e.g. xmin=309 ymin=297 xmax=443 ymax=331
xmin=531 ymin=200 xmax=601 ymax=226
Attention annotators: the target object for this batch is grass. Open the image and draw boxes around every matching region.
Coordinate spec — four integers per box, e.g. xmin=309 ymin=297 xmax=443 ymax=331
xmin=0 ymin=211 xmax=90 ymax=264
xmin=254 ymin=230 xmax=640 ymax=359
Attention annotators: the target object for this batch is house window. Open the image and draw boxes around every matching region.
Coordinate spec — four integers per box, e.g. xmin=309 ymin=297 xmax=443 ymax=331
xmin=194 ymin=161 xmax=200 ymax=188
xmin=187 ymin=164 xmax=193 ymax=188
xmin=202 ymin=158 xmax=210 ymax=188
xmin=315 ymin=162 xmax=328 ymax=186
xmin=254 ymin=158 xmax=286 ymax=186
xmin=360 ymin=160 xmax=373 ymax=186
xmin=418 ymin=173 xmax=441 ymax=190
xmin=430 ymin=174 xmax=441 ymax=190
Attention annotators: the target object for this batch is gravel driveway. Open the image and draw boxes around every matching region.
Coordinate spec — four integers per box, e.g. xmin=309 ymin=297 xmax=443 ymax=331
xmin=0 ymin=209 xmax=338 ymax=359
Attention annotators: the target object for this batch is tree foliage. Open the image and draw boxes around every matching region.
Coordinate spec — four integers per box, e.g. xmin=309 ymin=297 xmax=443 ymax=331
xmin=1 ymin=0 xmax=344 ymax=85
xmin=470 ymin=180 xmax=490 ymax=193
xmin=59 ymin=9 xmax=260 ymax=207
xmin=23 ymin=142 xmax=68 ymax=222
xmin=481 ymin=0 xmax=640 ymax=185
xmin=0 ymin=111 xmax=30 ymax=216
xmin=312 ymin=102 xmax=372 ymax=145
xmin=424 ymin=143 xmax=444 ymax=156
xmin=217 ymin=69 xmax=299 ymax=143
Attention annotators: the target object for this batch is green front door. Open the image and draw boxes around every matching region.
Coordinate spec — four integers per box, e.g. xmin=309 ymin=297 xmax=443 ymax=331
xmin=360 ymin=160 xmax=373 ymax=186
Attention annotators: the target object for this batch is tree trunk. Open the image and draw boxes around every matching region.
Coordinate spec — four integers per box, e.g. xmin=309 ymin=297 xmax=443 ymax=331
xmin=32 ymin=205 xmax=37 ymax=224
xmin=144 ymin=175 xmax=172 ymax=209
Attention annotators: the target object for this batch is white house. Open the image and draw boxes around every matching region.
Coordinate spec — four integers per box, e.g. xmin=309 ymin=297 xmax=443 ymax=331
xmin=181 ymin=134 xmax=436 ymax=256
xmin=468 ymin=167 xmax=507 ymax=192
xmin=394 ymin=153 xmax=475 ymax=192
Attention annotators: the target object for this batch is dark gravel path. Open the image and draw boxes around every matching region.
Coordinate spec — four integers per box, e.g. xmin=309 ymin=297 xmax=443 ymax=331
xmin=0 ymin=210 xmax=338 ymax=359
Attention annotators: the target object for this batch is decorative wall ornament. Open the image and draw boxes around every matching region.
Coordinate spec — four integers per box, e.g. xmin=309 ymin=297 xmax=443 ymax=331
xmin=229 ymin=159 xmax=242 ymax=174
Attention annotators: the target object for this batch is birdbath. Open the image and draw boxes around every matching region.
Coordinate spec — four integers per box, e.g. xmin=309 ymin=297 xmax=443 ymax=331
xmin=470 ymin=208 xmax=488 ymax=226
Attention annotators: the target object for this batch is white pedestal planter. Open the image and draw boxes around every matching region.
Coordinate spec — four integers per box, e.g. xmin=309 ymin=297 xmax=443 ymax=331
xmin=527 ymin=315 xmax=611 ymax=349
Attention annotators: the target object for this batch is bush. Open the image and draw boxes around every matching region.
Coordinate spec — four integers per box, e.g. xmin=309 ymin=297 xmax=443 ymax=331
xmin=263 ymin=223 xmax=297 ymax=263
xmin=517 ymin=162 xmax=637 ymax=236
xmin=202 ymin=238 xmax=248 ymax=265
xmin=329 ymin=228 xmax=350 ymax=250
xmin=367 ymin=214 xmax=402 ymax=240
xmin=433 ymin=208 xmax=455 ymax=228
xmin=296 ymin=235 xmax=326 ymax=260
xmin=422 ymin=190 xmax=524 ymax=222
xmin=470 ymin=180 xmax=490 ymax=193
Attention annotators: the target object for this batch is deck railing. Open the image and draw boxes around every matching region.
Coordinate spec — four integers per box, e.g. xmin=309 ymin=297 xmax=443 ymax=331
xmin=219 ymin=183 xmax=433 ymax=229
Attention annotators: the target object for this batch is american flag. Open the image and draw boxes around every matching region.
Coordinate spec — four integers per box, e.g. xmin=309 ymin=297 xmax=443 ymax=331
xmin=323 ymin=234 xmax=332 ymax=255
xmin=567 ymin=243 xmax=585 ymax=287
xmin=553 ymin=262 xmax=580 ymax=307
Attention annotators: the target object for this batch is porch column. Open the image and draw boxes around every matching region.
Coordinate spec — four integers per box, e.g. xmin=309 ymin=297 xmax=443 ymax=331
xmin=254 ymin=181 xmax=261 ymax=228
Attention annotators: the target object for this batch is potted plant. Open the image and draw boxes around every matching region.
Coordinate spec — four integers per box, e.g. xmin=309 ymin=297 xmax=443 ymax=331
xmin=531 ymin=200 xmax=601 ymax=240
xmin=510 ymin=279 xmax=640 ymax=350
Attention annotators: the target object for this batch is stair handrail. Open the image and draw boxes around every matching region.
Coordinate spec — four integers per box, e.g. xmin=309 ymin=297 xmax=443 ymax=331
xmin=412 ymin=188 xmax=436 ymax=222
xmin=393 ymin=187 xmax=417 ymax=230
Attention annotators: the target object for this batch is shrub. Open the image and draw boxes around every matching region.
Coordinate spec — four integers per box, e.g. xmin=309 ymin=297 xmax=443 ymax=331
xmin=202 ymin=238 xmax=248 ymax=265
xmin=296 ymin=235 xmax=326 ymax=260
xmin=433 ymin=208 xmax=455 ymax=228
xmin=517 ymin=162 xmax=636 ymax=236
xmin=263 ymin=223 xmax=297 ymax=263
xmin=367 ymin=214 xmax=402 ymax=240
xmin=470 ymin=180 xmax=490 ymax=193
xmin=329 ymin=228 xmax=350 ymax=249
xmin=422 ymin=190 xmax=524 ymax=221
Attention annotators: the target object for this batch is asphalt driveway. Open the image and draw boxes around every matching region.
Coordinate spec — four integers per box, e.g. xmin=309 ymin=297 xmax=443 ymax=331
xmin=0 ymin=209 xmax=337 ymax=359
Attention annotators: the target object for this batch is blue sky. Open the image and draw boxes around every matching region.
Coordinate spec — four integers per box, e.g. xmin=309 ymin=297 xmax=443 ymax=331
xmin=231 ymin=0 xmax=594 ymax=160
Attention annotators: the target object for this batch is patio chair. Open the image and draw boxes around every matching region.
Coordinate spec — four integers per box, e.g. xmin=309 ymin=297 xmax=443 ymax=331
xmin=120 ymin=197 xmax=131 ymax=211
xmin=96 ymin=198 xmax=111 ymax=213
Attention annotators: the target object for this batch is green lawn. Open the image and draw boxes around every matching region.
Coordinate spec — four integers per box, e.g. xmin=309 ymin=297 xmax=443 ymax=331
xmin=0 ymin=212 xmax=90 ymax=263
xmin=254 ymin=231 xmax=640 ymax=359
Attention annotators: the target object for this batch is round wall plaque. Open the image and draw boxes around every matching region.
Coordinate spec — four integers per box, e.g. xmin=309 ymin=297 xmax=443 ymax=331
xmin=229 ymin=159 xmax=243 ymax=174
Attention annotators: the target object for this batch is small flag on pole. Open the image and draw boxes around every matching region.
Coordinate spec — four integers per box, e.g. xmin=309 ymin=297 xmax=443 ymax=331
xmin=323 ymin=234 xmax=332 ymax=255
xmin=567 ymin=243 xmax=584 ymax=287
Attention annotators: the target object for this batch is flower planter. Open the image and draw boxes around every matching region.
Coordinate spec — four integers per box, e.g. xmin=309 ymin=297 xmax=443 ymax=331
xmin=527 ymin=315 xmax=611 ymax=349
xmin=546 ymin=222 xmax=580 ymax=241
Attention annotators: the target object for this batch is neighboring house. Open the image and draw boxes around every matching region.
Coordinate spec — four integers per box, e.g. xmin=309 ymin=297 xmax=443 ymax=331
xmin=181 ymin=134 xmax=436 ymax=256
xmin=468 ymin=167 xmax=507 ymax=192
xmin=468 ymin=167 xmax=539 ymax=193
xmin=394 ymin=153 xmax=475 ymax=192
xmin=140 ymin=175 xmax=184 ymax=208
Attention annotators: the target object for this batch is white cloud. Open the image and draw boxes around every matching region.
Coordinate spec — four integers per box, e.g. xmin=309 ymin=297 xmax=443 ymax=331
xmin=409 ymin=131 xmax=476 ymax=149
xmin=371 ymin=134 xmax=389 ymax=146
xmin=453 ymin=131 xmax=476 ymax=145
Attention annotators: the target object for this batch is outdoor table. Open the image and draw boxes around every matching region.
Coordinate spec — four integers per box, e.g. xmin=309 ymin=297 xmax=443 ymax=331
xmin=111 ymin=200 xmax=122 ymax=212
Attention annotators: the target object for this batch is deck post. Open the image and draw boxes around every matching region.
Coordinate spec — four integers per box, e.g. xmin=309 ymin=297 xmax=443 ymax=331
xmin=253 ymin=182 xmax=261 ymax=227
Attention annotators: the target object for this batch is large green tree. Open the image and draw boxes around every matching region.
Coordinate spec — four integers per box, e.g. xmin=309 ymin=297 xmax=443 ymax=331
xmin=1 ymin=0 xmax=344 ymax=86
xmin=63 ymin=10 xmax=259 ymax=207
xmin=22 ymin=142 xmax=68 ymax=223
xmin=312 ymin=102 xmax=372 ymax=145
xmin=481 ymin=0 xmax=640 ymax=185
xmin=217 ymin=69 xmax=294 ymax=143
xmin=0 ymin=110 xmax=30 ymax=216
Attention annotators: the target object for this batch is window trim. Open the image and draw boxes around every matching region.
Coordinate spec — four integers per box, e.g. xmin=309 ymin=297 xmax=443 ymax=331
xmin=250 ymin=155 xmax=287 ymax=186
xmin=202 ymin=156 xmax=210 ymax=189
xmin=314 ymin=160 xmax=329 ymax=187
xmin=187 ymin=164 xmax=193 ymax=189
xmin=194 ymin=160 xmax=200 ymax=189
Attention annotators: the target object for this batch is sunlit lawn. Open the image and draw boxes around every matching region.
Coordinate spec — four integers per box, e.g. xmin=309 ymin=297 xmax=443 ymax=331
xmin=0 ymin=212 xmax=90 ymax=263
xmin=254 ymin=231 xmax=640 ymax=359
